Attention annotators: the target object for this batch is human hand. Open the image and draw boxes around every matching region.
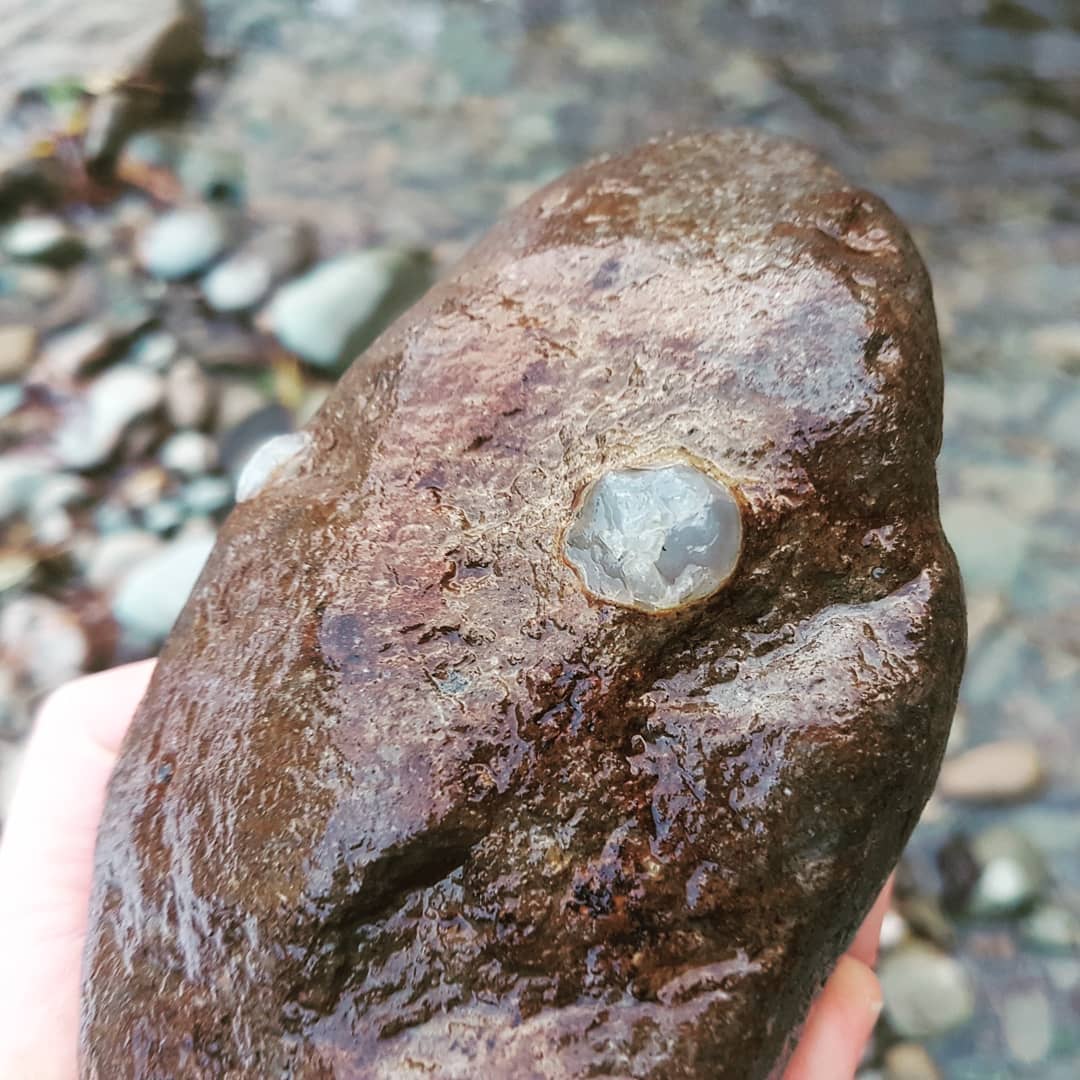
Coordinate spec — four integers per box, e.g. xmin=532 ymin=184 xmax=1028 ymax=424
xmin=0 ymin=662 xmax=888 ymax=1079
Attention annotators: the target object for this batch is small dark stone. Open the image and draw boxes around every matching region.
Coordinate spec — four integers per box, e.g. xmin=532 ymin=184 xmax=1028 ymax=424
xmin=981 ymin=0 xmax=1051 ymax=33
xmin=84 ymin=3 xmax=208 ymax=178
xmin=83 ymin=91 xmax=152 ymax=179
xmin=0 ymin=156 xmax=64 ymax=219
xmin=966 ymin=826 xmax=1048 ymax=917
xmin=897 ymin=893 xmax=957 ymax=951
xmin=130 ymin=2 xmax=207 ymax=94
xmin=937 ymin=832 xmax=981 ymax=912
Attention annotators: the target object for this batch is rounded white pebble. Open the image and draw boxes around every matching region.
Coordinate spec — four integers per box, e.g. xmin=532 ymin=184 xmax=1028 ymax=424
xmin=235 ymin=431 xmax=311 ymax=503
xmin=202 ymin=253 xmax=273 ymax=313
xmin=879 ymin=908 xmax=908 ymax=952
xmin=563 ymin=462 xmax=742 ymax=613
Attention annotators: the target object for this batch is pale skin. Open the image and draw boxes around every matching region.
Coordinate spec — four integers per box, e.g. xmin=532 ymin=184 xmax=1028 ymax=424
xmin=0 ymin=661 xmax=890 ymax=1078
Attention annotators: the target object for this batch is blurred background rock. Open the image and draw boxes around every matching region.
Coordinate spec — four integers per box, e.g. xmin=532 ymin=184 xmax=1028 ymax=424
xmin=0 ymin=1 xmax=1077 ymax=1075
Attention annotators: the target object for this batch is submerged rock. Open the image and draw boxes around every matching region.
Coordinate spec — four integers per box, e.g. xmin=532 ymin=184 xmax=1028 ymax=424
xmin=201 ymin=252 xmax=271 ymax=313
xmin=0 ymin=325 xmax=37 ymax=381
xmin=111 ymin=531 xmax=215 ymax=644
xmin=1 ymin=215 xmax=84 ymax=266
xmin=966 ymin=826 xmax=1048 ymax=917
xmin=883 ymin=1041 xmax=942 ymax=1080
xmin=55 ymin=365 xmax=164 ymax=471
xmin=0 ymin=155 xmax=63 ymax=216
xmin=164 ymin=354 xmax=215 ymax=429
xmin=160 ymin=429 xmax=217 ymax=475
xmin=0 ymin=551 xmax=36 ymax=594
xmin=897 ymin=892 xmax=957 ymax=951
xmin=937 ymin=738 xmax=1045 ymax=804
xmin=178 ymin=142 xmax=245 ymax=204
xmin=0 ymin=384 xmax=24 ymax=418
xmin=129 ymin=330 xmax=179 ymax=372
xmin=0 ymin=594 xmax=88 ymax=696
xmin=141 ymin=498 xmax=186 ymax=536
xmin=84 ymin=530 xmax=164 ymax=592
xmin=181 ymin=475 xmax=233 ymax=515
xmin=36 ymin=321 xmax=114 ymax=383
xmin=0 ymin=453 xmax=55 ymax=519
xmin=1020 ymin=903 xmax=1080 ymax=953
xmin=202 ymin=222 xmax=315 ymax=313
xmin=1001 ymin=987 xmax=1052 ymax=1066
xmin=82 ymin=131 xmax=965 ymax=1079
xmin=263 ymin=247 xmax=434 ymax=370
xmin=879 ymin=943 xmax=975 ymax=1039
xmin=136 ymin=205 xmax=232 ymax=280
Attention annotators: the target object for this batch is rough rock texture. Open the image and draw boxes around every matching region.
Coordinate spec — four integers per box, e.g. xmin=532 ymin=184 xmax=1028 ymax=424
xmin=81 ymin=130 xmax=965 ymax=1079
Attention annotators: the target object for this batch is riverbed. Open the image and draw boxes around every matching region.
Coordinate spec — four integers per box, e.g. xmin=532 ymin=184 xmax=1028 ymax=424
xmin=2 ymin=1 xmax=1078 ymax=1075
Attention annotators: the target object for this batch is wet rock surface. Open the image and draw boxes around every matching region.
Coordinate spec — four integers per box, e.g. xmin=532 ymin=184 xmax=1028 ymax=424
xmin=82 ymin=131 xmax=964 ymax=1078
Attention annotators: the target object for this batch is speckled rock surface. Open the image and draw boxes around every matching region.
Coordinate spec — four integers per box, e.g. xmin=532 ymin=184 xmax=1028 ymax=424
xmin=81 ymin=130 xmax=965 ymax=1079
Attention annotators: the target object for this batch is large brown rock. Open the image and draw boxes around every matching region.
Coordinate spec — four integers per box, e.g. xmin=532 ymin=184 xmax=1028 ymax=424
xmin=81 ymin=130 xmax=965 ymax=1078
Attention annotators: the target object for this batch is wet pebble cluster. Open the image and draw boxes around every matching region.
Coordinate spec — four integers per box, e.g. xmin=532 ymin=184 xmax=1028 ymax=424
xmin=0 ymin=46 xmax=435 ymax=808
xmin=859 ymin=741 xmax=1075 ymax=1076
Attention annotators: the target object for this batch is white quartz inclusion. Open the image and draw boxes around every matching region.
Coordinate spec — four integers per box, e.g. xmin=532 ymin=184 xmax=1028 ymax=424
xmin=235 ymin=431 xmax=311 ymax=502
xmin=563 ymin=463 xmax=742 ymax=613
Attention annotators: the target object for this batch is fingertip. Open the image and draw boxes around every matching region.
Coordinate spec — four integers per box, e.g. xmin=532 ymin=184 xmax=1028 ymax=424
xmin=36 ymin=658 xmax=156 ymax=757
xmin=832 ymin=953 xmax=884 ymax=1018
xmin=849 ymin=873 xmax=896 ymax=968
xmin=783 ymin=956 xmax=883 ymax=1080
xmin=0 ymin=660 xmax=156 ymax=1080
xmin=1 ymin=660 xmax=157 ymax=897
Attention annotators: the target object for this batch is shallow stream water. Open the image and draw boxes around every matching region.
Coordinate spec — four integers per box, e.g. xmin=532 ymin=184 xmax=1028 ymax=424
xmin=2 ymin=1 xmax=1078 ymax=1074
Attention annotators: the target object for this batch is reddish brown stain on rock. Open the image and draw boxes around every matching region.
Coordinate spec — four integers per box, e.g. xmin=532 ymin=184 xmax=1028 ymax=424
xmin=81 ymin=130 xmax=964 ymax=1079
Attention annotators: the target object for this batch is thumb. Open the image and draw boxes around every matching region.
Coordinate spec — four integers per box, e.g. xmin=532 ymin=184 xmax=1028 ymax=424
xmin=0 ymin=660 xmax=155 ymax=1080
